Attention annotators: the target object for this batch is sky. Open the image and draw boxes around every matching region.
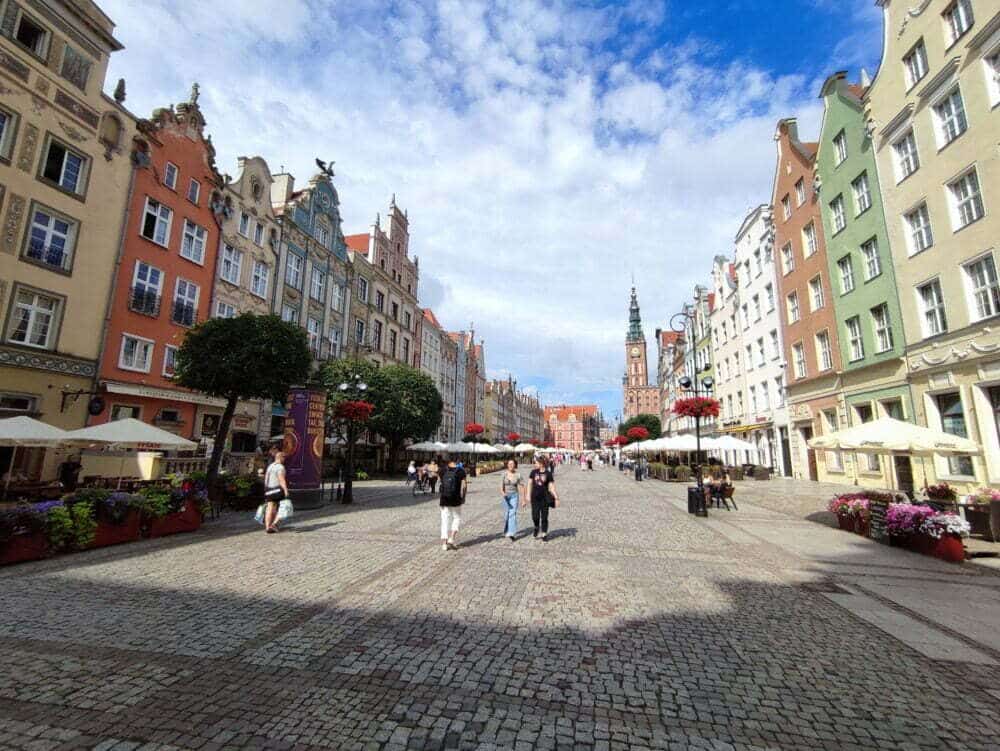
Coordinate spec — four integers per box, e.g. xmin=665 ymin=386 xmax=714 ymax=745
xmin=101 ymin=0 xmax=883 ymax=424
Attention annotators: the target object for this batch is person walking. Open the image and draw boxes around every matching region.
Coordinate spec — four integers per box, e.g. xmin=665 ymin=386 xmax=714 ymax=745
xmin=406 ymin=460 xmax=417 ymax=486
xmin=263 ymin=450 xmax=289 ymax=534
xmin=500 ymin=459 xmax=525 ymax=541
xmin=527 ymin=456 xmax=559 ymax=541
xmin=438 ymin=458 xmax=467 ymax=550
xmin=427 ymin=458 xmax=440 ymax=494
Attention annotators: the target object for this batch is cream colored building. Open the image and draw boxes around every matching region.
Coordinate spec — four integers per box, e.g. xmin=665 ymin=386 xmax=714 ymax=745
xmin=865 ymin=0 xmax=1000 ymax=493
xmin=0 ymin=0 xmax=132 ymax=477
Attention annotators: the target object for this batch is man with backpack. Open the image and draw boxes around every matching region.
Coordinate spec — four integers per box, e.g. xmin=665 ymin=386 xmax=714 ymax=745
xmin=439 ymin=458 xmax=467 ymax=550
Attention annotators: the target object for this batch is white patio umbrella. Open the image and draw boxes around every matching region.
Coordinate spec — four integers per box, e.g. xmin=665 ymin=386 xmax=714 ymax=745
xmin=64 ymin=418 xmax=198 ymax=488
xmin=0 ymin=417 xmax=70 ymax=498
xmin=495 ymin=444 xmax=515 ymax=453
xmin=712 ymin=435 xmax=756 ymax=451
xmin=514 ymin=443 xmax=537 ymax=453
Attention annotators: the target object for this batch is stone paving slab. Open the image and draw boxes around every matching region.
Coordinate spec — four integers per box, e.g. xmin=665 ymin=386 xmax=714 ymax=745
xmin=1 ymin=468 xmax=999 ymax=749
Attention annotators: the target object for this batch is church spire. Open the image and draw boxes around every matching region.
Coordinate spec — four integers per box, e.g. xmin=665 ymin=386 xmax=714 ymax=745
xmin=627 ymin=287 xmax=643 ymax=341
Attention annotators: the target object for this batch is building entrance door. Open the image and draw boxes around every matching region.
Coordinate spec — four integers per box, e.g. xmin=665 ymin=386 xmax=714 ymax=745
xmin=780 ymin=427 xmax=792 ymax=477
xmin=894 ymin=455 xmax=915 ymax=499
xmin=801 ymin=426 xmax=817 ymax=481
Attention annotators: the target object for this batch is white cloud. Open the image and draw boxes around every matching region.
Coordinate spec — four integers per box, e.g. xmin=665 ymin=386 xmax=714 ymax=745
xmin=100 ymin=0 xmax=837 ymax=416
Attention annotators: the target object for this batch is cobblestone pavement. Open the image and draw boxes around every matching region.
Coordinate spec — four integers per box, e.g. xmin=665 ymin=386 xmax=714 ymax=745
xmin=2 ymin=468 xmax=1000 ymax=750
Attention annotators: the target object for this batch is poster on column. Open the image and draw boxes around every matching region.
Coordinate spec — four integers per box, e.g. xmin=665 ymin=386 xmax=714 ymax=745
xmin=282 ymin=388 xmax=326 ymax=491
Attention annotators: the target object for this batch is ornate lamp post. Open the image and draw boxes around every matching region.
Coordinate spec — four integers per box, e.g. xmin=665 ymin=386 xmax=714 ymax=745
xmin=676 ymin=373 xmax=715 ymax=491
xmin=337 ymin=373 xmax=369 ymax=505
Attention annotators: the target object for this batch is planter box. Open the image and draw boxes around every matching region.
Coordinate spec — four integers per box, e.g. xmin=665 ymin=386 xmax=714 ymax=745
xmin=147 ymin=504 xmax=202 ymax=538
xmin=853 ymin=517 xmax=870 ymax=537
xmin=92 ymin=510 xmax=141 ymax=548
xmin=837 ymin=514 xmax=854 ymax=531
xmin=0 ymin=533 xmax=50 ymax=566
xmin=931 ymin=534 xmax=965 ymax=563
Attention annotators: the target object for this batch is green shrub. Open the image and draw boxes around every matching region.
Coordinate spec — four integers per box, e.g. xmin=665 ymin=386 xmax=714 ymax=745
xmin=355 ymin=470 xmax=370 ymax=481
xmin=136 ymin=486 xmax=172 ymax=518
xmin=674 ymin=465 xmax=691 ymax=481
xmin=69 ymin=502 xmax=97 ymax=549
xmin=46 ymin=506 xmax=75 ymax=551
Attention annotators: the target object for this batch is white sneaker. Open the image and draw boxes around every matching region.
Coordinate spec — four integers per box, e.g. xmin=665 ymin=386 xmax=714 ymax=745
xmin=441 ymin=543 xmax=449 ymax=551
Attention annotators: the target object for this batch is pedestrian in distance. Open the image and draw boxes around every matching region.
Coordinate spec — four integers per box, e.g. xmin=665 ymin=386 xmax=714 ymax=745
xmin=527 ymin=456 xmax=559 ymax=541
xmin=439 ymin=457 xmax=467 ymax=551
xmin=500 ymin=458 xmax=525 ymax=541
xmin=427 ymin=457 xmax=440 ymax=494
xmin=263 ymin=450 xmax=289 ymax=533
xmin=406 ymin=460 xmax=417 ymax=486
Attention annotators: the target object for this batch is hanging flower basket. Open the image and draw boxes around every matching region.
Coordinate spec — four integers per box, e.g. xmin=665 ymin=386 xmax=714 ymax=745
xmin=672 ymin=397 xmax=721 ymax=419
xmin=626 ymin=427 xmax=649 ymax=443
xmin=334 ymin=400 xmax=374 ymax=423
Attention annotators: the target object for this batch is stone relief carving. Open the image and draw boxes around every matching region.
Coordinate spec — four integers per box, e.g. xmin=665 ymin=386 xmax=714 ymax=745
xmin=898 ymin=0 xmax=933 ymax=37
xmin=58 ymin=120 xmax=88 ymax=144
xmin=29 ymin=94 xmax=46 ymax=117
xmin=16 ymin=125 xmax=38 ymax=173
xmin=34 ymin=77 xmax=49 ymax=96
xmin=0 ymin=346 xmax=96 ymax=377
xmin=910 ymin=336 xmax=1000 ymax=370
xmin=2 ymin=194 xmax=26 ymax=255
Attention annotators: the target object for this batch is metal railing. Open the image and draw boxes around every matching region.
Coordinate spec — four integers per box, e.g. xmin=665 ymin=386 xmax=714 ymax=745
xmin=162 ymin=457 xmax=209 ymax=475
xmin=128 ymin=287 xmax=161 ymax=317
xmin=25 ymin=241 xmax=69 ymax=271
xmin=171 ymin=301 xmax=197 ymax=327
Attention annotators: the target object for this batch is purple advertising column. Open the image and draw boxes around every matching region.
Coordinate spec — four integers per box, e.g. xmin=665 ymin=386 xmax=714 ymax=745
xmin=282 ymin=387 xmax=326 ymax=507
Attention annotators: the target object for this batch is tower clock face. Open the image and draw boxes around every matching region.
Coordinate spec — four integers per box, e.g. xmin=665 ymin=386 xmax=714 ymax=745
xmin=631 ymin=347 xmax=639 ymax=357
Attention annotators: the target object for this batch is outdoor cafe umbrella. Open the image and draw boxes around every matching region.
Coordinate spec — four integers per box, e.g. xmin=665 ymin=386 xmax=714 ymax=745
xmin=63 ymin=418 xmax=198 ymax=488
xmin=514 ymin=443 xmax=537 ymax=453
xmin=0 ymin=417 xmax=70 ymax=499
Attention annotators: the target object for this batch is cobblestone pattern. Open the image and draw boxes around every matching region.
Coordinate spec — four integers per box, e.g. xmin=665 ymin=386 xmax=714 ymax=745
xmin=1 ymin=469 xmax=999 ymax=749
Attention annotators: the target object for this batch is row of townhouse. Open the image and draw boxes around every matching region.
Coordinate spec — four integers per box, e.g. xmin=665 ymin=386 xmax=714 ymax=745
xmin=484 ymin=376 xmax=544 ymax=446
xmin=0 ymin=0 xmax=446 ymax=479
xmin=656 ymin=0 xmax=1000 ymax=496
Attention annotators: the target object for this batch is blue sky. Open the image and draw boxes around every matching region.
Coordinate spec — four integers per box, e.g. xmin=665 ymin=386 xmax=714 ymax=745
xmin=101 ymin=0 xmax=882 ymax=426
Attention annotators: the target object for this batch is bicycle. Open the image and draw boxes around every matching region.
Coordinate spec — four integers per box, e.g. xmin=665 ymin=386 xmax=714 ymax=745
xmin=412 ymin=474 xmax=432 ymax=496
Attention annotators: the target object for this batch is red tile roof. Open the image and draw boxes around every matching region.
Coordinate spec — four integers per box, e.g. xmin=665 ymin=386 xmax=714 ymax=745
xmin=345 ymin=233 xmax=369 ymax=254
xmin=801 ymin=142 xmax=818 ymax=157
xmin=422 ymin=308 xmax=442 ymax=329
xmin=544 ymin=405 xmax=598 ymax=422
xmin=846 ymin=83 xmax=866 ymax=99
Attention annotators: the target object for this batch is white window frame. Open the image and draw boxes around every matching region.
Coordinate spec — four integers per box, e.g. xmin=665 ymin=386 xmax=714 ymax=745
xmin=846 ymin=316 xmax=864 ymax=362
xmin=215 ymin=301 xmax=236 ymax=319
xmin=163 ymin=162 xmax=178 ymax=190
xmin=986 ymin=47 xmax=1000 ymax=107
xmin=871 ymin=303 xmax=893 ymax=353
xmin=281 ymin=304 xmax=299 ymax=324
xmin=792 ymin=343 xmax=807 ymax=379
xmin=830 ymin=194 xmax=846 ymax=234
xmin=285 ymin=253 xmax=304 ymax=289
xmin=903 ymin=203 xmax=934 ymax=256
xmin=838 ymin=255 xmax=855 ymax=294
xmin=180 ymin=220 xmax=207 ymax=265
xmin=253 ymin=222 xmax=264 ymax=246
xmin=815 ymin=330 xmax=833 ymax=371
xmin=802 ymin=222 xmax=818 ymax=257
xmin=41 ymin=137 xmax=88 ymax=195
xmin=187 ymin=178 xmax=200 ymax=204
xmin=893 ymin=129 xmax=920 ymax=182
xmin=310 ymin=267 xmax=326 ymax=302
xmin=765 ymin=283 xmax=775 ymax=311
xmin=172 ymin=278 xmax=199 ymax=327
xmin=933 ymin=87 xmax=968 ymax=147
xmin=118 ymin=333 xmax=154 ymax=373
xmin=787 ymin=292 xmax=800 ymax=323
xmin=219 ymin=244 xmax=242 ymax=285
xmin=331 ymin=283 xmax=344 ymax=312
xmin=770 ymin=329 xmax=780 ymax=360
xmin=781 ymin=195 xmax=791 ymax=220
xmin=948 ymin=168 xmax=985 ymax=230
xmin=809 ymin=276 xmax=825 ymax=311
xmin=943 ymin=0 xmax=974 ymax=46
xmin=795 ymin=178 xmax=806 ymax=206
xmin=130 ymin=260 xmax=163 ymax=315
xmin=903 ymin=39 xmax=929 ymax=89
xmin=239 ymin=212 xmax=251 ymax=237
xmin=355 ymin=318 xmax=365 ymax=344
xmin=964 ymin=253 xmax=1000 ymax=321
xmin=6 ymin=287 xmax=60 ymax=349
xmin=25 ymin=204 xmax=76 ymax=272
xmin=251 ymin=261 xmax=269 ymax=299
xmin=833 ymin=130 xmax=848 ymax=165
xmin=12 ymin=10 xmax=51 ymax=58
xmin=163 ymin=345 xmax=178 ymax=378
xmin=917 ymin=278 xmax=948 ymax=338
xmin=861 ymin=238 xmax=882 ymax=280
xmin=141 ymin=197 xmax=173 ymax=247
xmin=781 ymin=243 xmax=794 ymax=275
xmin=307 ymin=316 xmax=322 ymax=353
xmin=0 ymin=106 xmax=17 ymax=161
xmin=852 ymin=172 xmax=872 ymax=215
xmin=358 ymin=277 xmax=369 ymax=303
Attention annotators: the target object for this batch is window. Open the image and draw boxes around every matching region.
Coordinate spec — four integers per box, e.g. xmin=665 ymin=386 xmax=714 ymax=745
xmin=285 ymin=253 xmax=304 ymax=289
xmin=943 ymin=0 xmax=974 ymax=44
xmin=110 ymin=405 xmax=140 ymax=421
xmin=823 ymin=409 xmax=843 ymax=471
xmin=404 ymin=311 xmax=412 ymax=330
xmin=852 ymin=173 xmax=872 ymax=214
xmin=765 ymin=284 xmax=774 ymax=311
xmin=861 ymin=238 xmax=882 ymax=280
xmin=41 ymin=139 xmax=87 ymax=194
xmin=141 ymin=198 xmax=172 ymax=246
xmin=0 ymin=393 xmax=37 ymax=417
xmin=871 ymin=304 xmax=894 ymax=353
xmin=830 ymin=195 xmax=846 ymax=233
xmin=130 ymin=261 xmax=162 ymax=316
xmin=119 ymin=334 xmax=153 ymax=372
xmin=816 ymin=331 xmax=833 ymax=371
xmin=389 ymin=329 xmax=398 ymax=358
xmin=0 ymin=107 xmax=15 ymax=161
xmin=315 ymin=223 xmax=330 ymax=248
xmin=787 ymin=292 xmax=800 ymax=323
xmin=749 ymin=386 xmax=757 ymax=413
xmin=253 ymin=222 xmax=264 ymax=246
xmin=893 ymin=130 xmax=920 ymax=180
xmin=163 ymin=162 xmax=178 ymax=190
xmin=756 ymin=338 xmax=766 ymax=367
xmin=357 ymin=277 xmax=369 ymax=303
xmin=746 ymin=344 xmax=754 ymax=371
xmin=775 ymin=375 xmax=785 ymax=407
xmin=310 ymin=268 xmax=326 ymax=302
xmin=329 ymin=327 xmax=341 ymax=359
xmin=186 ymin=178 xmax=201 ymax=205
xmin=795 ymin=178 xmax=806 ymax=206
xmin=163 ymin=346 xmax=177 ymax=378
xmin=881 ymin=399 xmax=905 ymax=420
xmin=792 ymin=343 xmax=807 ymax=379
xmin=251 ymin=261 xmax=269 ymax=298
xmin=838 ymin=256 xmax=855 ymax=294
xmin=7 ymin=288 xmax=59 ymax=349
xmin=753 ymin=295 xmax=761 ymax=321
xmin=402 ymin=338 xmax=410 ymax=364
xmin=741 ymin=304 xmax=749 ymax=330
xmin=330 ymin=283 xmax=344 ymax=312
xmin=918 ymin=279 xmax=948 ymax=337
xmin=833 ymin=130 xmax=848 ymax=165
xmin=903 ymin=40 xmax=929 ymax=88
xmin=307 ymin=317 xmax=321 ymax=354
xmin=935 ymin=393 xmax=974 ymax=476
xmin=372 ymin=320 xmax=383 ymax=350
xmin=281 ymin=304 xmax=299 ymax=324
xmin=846 ymin=316 xmax=864 ymax=361
xmin=965 ymin=255 xmax=1000 ymax=320
xmin=760 ymin=381 xmax=770 ymax=410
xmin=949 ymin=170 xmax=984 ymax=229
xmin=391 ymin=302 xmax=399 ymax=320
xmin=375 ymin=290 xmax=385 ymax=312
xmin=14 ymin=12 xmax=49 ymax=57
xmin=239 ymin=212 xmax=250 ymax=237
xmin=988 ymin=49 xmax=1000 ymax=106
xmin=180 ymin=220 xmax=207 ymax=264
xmin=809 ymin=276 xmax=824 ymax=311
xmin=220 ymin=244 xmax=242 ymax=284
xmin=172 ymin=279 xmax=199 ymax=327
xmin=934 ymin=88 xmax=968 ymax=145
xmin=781 ymin=243 xmax=794 ymax=275
xmin=904 ymin=204 xmax=934 ymax=254
xmin=215 ymin=301 xmax=236 ymax=319
xmin=802 ymin=222 xmax=818 ymax=257
xmin=25 ymin=207 xmax=75 ymax=271
xmin=781 ymin=194 xmax=791 ymax=220
xmin=754 ymin=250 xmax=763 ymax=276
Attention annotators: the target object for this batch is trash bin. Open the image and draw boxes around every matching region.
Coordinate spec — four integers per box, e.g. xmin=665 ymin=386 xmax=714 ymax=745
xmin=687 ymin=485 xmax=708 ymax=517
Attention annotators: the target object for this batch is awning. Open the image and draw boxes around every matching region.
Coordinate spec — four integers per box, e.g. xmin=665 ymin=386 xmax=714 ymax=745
xmin=103 ymin=381 xmax=226 ymax=408
xmin=718 ymin=422 xmax=773 ymax=434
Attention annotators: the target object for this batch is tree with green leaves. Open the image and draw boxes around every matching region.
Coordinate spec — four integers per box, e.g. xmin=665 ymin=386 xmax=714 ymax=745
xmin=174 ymin=314 xmax=313 ymax=482
xmin=370 ymin=365 xmax=443 ymax=471
xmin=619 ymin=413 xmax=661 ymax=440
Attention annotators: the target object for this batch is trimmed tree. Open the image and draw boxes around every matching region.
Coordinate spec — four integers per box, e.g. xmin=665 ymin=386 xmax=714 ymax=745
xmin=368 ymin=365 xmax=443 ymax=472
xmin=619 ymin=413 xmax=661 ymax=440
xmin=174 ymin=314 xmax=312 ymax=483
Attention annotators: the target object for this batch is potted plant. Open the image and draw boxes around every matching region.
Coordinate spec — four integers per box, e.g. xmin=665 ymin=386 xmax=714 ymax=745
xmin=925 ymin=482 xmax=957 ymax=503
xmin=138 ymin=485 xmax=202 ymax=538
xmin=886 ymin=503 xmax=936 ymax=552
xmin=919 ymin=513 xmax=969 ymax=562
xmin=848 ymin=498 xmax=871 ymax=537
xmin=828 ymin=496 xmax=854 ymax=531
xmin=92 ymin=491 xmax=143 ymax=547
xmin=0 ymin=503 xmax=51 ymax=565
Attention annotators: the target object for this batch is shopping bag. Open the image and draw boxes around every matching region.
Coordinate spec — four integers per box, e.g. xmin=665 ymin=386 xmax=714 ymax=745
xmin=254 ymin=504 xmax=266 ymax=525
xmin=277 ymin=499 xmax=294 ymax=522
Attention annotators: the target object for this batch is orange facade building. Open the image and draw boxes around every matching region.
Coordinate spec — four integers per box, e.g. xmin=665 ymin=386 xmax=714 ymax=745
xmin=92 ymin=88 xmax=224 ymax=441
xmin=771 ymin=119 xmax=842 ymax=480
xmin=544 ymin=405 xmax=598 ymax=452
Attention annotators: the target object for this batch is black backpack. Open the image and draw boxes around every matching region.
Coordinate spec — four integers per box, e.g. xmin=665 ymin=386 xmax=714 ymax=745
xmin=440 ymin=468 xmax=460 ymax=500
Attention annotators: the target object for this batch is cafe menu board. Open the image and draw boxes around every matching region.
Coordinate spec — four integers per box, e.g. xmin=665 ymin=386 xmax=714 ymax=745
xmin=283 ymin=388 xmax=326 ymax=491
xmin=869 ymin=499 xmax=888 ymax=543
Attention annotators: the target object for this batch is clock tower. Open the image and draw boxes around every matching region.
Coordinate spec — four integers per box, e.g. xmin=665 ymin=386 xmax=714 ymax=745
xmin=623 ymin=288 xmax=659 ymax=420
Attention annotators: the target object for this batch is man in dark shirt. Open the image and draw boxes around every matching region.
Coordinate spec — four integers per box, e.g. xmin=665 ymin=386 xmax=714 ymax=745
xmin=439 ymin=459 xmax=467 ymax=550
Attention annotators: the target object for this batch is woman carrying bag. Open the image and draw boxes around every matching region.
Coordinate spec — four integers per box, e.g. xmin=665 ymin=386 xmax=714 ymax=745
xmin=526 ymin=456 xmax=559 ymax=542
xmin=262 ymin=450 xmax=291 ymax=533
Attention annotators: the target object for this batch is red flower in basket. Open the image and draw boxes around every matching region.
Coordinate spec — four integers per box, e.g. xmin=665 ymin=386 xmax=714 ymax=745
xmin=672 ymin=397 xmax=721 ymax=419
xmin=507 ymin=432 xmax=521 ymax=443
xmin=465 ymin=422 xmax=485 ymax=436
xmin=334 ymin=400 xmax=375 ymax=423
xmin=626 ymin=427 xmax=649 ymax=443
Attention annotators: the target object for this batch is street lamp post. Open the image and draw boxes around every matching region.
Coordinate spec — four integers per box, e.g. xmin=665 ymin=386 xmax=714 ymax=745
xmin=338 ymin=373 xmax=368 ymax=505
xmin=677 ymin=372 xmax=715 ymax=492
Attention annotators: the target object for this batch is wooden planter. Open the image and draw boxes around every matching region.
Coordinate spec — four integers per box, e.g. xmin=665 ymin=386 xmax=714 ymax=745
xmin=147 ymin=503 xmax=202 ymax=538
xmin=92 ymin=510 xmax=142 ymax=548
xmin=0 ymin=533 xmax=50 ymax=566
xmin=853 ymin=517 xmax=870 ymax=537
xmin=837 ymin=514 xmax=854 ymax=531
